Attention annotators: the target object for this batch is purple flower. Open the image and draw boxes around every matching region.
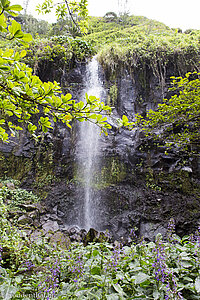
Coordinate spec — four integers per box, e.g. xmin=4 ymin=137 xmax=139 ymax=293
xmin=152 ymin=238 xmax=167 ymax=283
xmin=165 ymin=271 xmax=183 ymax=300
xmin=68 ymin=253 xmax=84 ymax=284
xmin=37 ymin=258 xmax=61 ymax=299
xmin=130 ymin=227 xmax=138 ymax=242
xmin=167 ymin=218 xmax=176 ymax=243
xmin=105 ymin=244 xmax=122 ymax=273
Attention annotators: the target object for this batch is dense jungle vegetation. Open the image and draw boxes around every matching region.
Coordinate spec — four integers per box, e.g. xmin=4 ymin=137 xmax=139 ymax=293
xmin=0 ymin=0 xmax=200 ymax=299
xmin=1 ymin=178 xmax=200 ymax=300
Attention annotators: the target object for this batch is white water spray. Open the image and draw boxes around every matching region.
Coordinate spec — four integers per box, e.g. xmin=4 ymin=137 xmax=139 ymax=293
xmin=76 ymin=57 xmax=105 ymax=230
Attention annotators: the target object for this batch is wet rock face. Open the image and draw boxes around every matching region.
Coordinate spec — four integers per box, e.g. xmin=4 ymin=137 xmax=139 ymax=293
xmin=0 ymin=62 xmax=199 ymax=241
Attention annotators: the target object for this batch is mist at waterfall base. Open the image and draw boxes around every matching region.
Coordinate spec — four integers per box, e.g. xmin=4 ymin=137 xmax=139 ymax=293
xmin=75 ymin=57 xmax=106 ymax=231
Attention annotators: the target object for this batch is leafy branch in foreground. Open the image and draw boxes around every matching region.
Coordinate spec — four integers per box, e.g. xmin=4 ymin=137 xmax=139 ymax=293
xmin=135 ymin=72 xmax=200 ymax=153
xmin=0 ymin=48 xmax=112 ymax=141
xmin=0 ymin=0 xmax=32 ymax=44
xmin=0 ymin=0 xmax=113 ymax=142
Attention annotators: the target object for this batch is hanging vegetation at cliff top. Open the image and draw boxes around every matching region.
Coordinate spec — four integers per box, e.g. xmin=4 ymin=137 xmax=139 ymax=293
xmin=94 ymin=20 xmax=200 ymax=76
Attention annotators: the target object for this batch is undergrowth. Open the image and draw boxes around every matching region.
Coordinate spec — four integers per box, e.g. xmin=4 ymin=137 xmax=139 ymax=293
xmin=0 ymin=182 xmax=200 ymax=299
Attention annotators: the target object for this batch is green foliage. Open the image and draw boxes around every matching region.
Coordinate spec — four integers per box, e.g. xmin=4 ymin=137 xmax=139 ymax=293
xmin=49 ymin=17 xmax=80 ymax=37
xmin=107 ymin=83 xmax=118 ymax=106
xmin=103 ymin=12 xmax=118 ymax=23
xmin=1 ymin=189 xmax=200 ymax=299
xmin=117 ymin=115 xmax=134 ymax=130
xmin=21 ymin=39 xmax=70 ymax=72
xmin=31 ymin=35 xmax=95 ymax=63
xmin=84 ymin=16 xmax=200 ymax=90
xmin=14 ymin=14 xmax=51 ymax=38
xmin=23 ymin=35 xmax=95 ymax=69
xmin=0 ymin=183 xmax=39 ymax=212
xmin=69 ymin=37 xmax=95 ymax=60
xmin=97 ymin=28 xmax=200 ymax=79
xmin=36 ymin=0 xmax=89 ymax=34
xmin=0 ymin=1 xmax=113 ymax=142
xmin=135 ymin=72 xmax=200 ymax=152
xmin=86 ymin=15 xmax=160 ymax=37
xmin=85 ymin=15 xmax=169 ymax=50
xmin=0 ymin=0 xmax=32 ymax=45
xmin=83 ymin=15 xmax=200 ymax=151
xmin=0 ymin=48 xmax=112 ymax=140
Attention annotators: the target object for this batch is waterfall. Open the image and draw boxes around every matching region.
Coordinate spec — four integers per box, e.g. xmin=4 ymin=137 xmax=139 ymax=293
xmin=76 ymin=57 xmax=105 ymax=230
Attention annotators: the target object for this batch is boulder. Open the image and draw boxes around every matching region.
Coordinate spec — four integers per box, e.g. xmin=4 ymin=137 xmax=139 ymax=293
xmin=18 ymin=215 xmax=33 ymax=225
xmin=42 ymin=220 xmax=59 ymax=233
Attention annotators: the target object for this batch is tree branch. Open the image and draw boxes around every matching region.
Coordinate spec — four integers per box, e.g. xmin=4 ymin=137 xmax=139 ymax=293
xmin=64 ymin=0 xmax=81 ymax=34
xmin=0 ymin=81 xmax=109 ymax=120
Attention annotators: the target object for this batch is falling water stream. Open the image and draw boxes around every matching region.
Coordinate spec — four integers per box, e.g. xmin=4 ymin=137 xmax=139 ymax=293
xmin=76 ymin=57 xmax=105 ymax=230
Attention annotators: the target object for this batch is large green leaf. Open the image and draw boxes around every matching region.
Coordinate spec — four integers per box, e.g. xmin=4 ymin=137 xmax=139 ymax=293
xmin=195 ymin=277 xmax=200 ymax=293
xmin=0 ymin=65 xmax=10 ymax=71
xmin=112 ymin=283 xmax=124 ymax=295
xmin=134 ymin=272 xmax=150 ymax=284
xmin=106 ymin=295 xmax=120 ymax=300
xmin=0 ymin=282 xmax=18 ymax=300
xmin=0 ymin=0 xmax=10 ymax=9
xmin=91 ymin=266 xmax=101 ymax=275
xmin=7 ymin=4 xmax=22 ymax=11
xmin=8 ymin=20 xmax=21 ymax=35
xmin=153 ymin=289 xmax=161 ymax=300
xmin=0 ymin=14 xmax=6 ymax=30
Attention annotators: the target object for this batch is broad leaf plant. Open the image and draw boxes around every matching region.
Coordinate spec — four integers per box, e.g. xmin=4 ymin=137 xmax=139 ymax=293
xmin=0 ymin=0 xmax=113 ymax=142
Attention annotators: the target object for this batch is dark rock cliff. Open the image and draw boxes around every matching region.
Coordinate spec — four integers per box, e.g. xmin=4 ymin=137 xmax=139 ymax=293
xmin=0 ymin=57 xmax=199 ymax=241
